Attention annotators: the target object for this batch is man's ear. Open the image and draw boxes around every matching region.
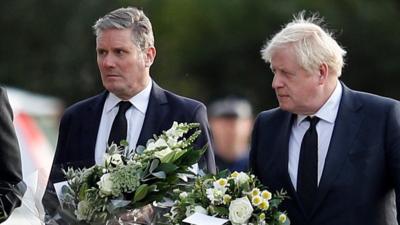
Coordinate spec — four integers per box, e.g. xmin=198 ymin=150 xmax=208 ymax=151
xmin=144 ymin=47 xmax=156 ymax=68
xmin=318 ymin=63 xmax=329 ymax=84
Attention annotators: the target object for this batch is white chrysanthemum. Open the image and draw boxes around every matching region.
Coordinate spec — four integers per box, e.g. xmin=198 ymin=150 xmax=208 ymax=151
xmin=279 ymin=213 xmax=287 ymax=223
xmin=206 ymin=188 xmax=226 ymax=204
xmin=251 ymin=188 xmax=260 ymax=197
xmin=252 ymin=195 xmax=262 ymax=206
xmin=259 ymin=199 xmax=269 ymax=211
xmin=261 ymin=190 xmax=272 ymax=200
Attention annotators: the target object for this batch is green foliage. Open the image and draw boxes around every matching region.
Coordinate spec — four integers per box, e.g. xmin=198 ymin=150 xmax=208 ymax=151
xmin=1 ymin=0 xmax=399 ymax=112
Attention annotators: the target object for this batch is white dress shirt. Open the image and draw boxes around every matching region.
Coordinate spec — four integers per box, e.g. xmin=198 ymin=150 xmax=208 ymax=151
xmin=94 ymin=82 xmax=152 ymax=165
xmin=288 ymin=82 xmax=342 ymax=189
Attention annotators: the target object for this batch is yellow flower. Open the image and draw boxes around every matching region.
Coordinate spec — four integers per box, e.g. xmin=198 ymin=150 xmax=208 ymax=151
xmin=216 ymin=178 xmax=228 ymax=187
xmin=251 ymin=195 xmax=262 ymax=206
xmin=259 ymin=212 xmax=266 ymax=221
xmin=261 ymin=190 xmax=272 ymax=200
xmin=231 ymin=171 xmax=240 ymax=178
xmin=279 ymin=213 xmax=287 ymax=223
xmin=259 ymin=199 xmax=269 ymax=211
xmin=251 ymin=188 xmax=260 ymax=197
xmin=223 ymin=194 xmax=232 ymax=204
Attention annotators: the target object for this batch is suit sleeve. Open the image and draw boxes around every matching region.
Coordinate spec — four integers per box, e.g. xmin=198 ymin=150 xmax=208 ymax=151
xmin=192 ymin=103 xmax=216 ymax=174
xmin=249 ymin=115 xmax=260 ymax=176
xmin=42 ymin=109 xmax=72 ymax=216
xmin=385 ymin=101 xmax=400 ymax=223
xmin=0 ymin=87 xmax=25 ymax=221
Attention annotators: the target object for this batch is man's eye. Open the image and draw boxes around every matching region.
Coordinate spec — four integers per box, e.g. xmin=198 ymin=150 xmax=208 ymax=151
xmin=97 ymin=50 xmax=106 ymax=55
xmin=116 ymin=49 xmax=126 ymax=55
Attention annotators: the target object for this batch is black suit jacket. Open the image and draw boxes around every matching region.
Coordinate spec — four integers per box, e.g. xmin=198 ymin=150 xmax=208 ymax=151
xmin=47 ymin=81 xmax=216 ymax=183
xmin=250 ymin=83 xmax=400 ymax=225
xmin=0 ymin=87 xmax=26 ymax=222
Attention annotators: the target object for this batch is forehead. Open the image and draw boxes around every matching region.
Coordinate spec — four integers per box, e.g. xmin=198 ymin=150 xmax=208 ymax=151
xmin=96 ymin=28 xmax=135 ymax=47
xmin=270 ymin=47 xmax=298 ymax=67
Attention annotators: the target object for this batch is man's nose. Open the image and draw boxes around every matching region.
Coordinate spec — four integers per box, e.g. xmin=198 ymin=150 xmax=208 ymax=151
xmin=101 ymin=55 xmax=116 ymax=68
xmin=271 ymin=74 xmax=283 ymax=89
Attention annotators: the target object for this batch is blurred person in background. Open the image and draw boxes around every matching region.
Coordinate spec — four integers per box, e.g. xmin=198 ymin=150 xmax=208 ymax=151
xmin=0 ymin=87 xmax=26 ymax=223
xmin=43 ymin=6 xmax=216 ymax=219
xmin=208 ymin=96 xmax=253 ymax=172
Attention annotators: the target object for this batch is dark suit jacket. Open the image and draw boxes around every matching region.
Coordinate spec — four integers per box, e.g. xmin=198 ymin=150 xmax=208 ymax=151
xmin=0 ymin=87 xmax=25 ymax=222
xmin=46 ymin=81 xmax=215 ymax=188
xmin=250 ymin=83 xmax=400 ymax=225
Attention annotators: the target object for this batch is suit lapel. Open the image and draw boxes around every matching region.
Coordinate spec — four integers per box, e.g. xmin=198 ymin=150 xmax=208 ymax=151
xmin=310 ymin=83 xmax=363 ymax=217
xmin=137 ymin=81 xmax=169 ymax=146
xmin=82 ymin=91 xmax=108 ymax=163
xmin=280 ymin=113 xmax=301 ymax=205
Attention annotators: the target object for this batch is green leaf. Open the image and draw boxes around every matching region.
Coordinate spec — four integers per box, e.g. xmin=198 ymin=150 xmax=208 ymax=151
xmin=179 ymin=147 xmax=206 ymax=166
xmin=149 ymin=158 xmax=161 ymax=173
xmin=135 ymin=145 xmax=146 ymax=154
xmin=133 ymin=184 xmax=149 ymax=202
xmin=157 ymin=163 xmax=179 ymax=173
xmin=151 ymin=171 xmax=166 ymax=179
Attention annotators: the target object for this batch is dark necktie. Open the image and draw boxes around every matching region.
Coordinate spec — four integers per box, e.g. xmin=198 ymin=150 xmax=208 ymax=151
xmin=297 ymin=116 xmax=320 ymax=215
xmin=108 ymin=101 xmax=132 ymax=145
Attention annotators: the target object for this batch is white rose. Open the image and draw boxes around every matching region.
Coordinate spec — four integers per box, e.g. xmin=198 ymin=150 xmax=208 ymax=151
xmin=75 ymin=200 xmax=90 ymax=221
xmin=97 ymin=173 xmax=113 ymax=196
xmin=229 ymin=197 xmax=253 ymax=225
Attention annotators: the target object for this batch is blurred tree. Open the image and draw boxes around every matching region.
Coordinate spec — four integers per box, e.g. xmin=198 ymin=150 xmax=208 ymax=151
xmin=0 ymin=0 xmax=399 ymax=114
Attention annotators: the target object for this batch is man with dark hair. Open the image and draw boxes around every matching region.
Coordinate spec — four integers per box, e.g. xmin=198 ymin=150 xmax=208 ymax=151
xmin=44 ymin=7 xmax=216 ymax=219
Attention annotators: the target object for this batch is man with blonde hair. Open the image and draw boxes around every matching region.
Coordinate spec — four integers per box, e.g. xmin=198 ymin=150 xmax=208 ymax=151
xmin=250 ymin=12 xmax=400 ymax=225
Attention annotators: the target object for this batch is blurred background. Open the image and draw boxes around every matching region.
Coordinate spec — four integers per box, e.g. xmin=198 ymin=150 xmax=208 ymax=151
xmin=0 ymin=0 xmax=399 ymax=222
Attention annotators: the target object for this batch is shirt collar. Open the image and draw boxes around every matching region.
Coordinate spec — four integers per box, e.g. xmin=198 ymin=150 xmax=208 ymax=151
xmin=104 ymin=81 xmax=152 ymax=114
xmin=296 ymin=81 xmax=342 ymax=125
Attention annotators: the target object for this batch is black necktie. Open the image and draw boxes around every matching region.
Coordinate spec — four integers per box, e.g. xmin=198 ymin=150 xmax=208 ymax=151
xmin=108 ymin=101 xmax=132 ymax=145
xmin=297 ymin=116 xmax=320 ymax=214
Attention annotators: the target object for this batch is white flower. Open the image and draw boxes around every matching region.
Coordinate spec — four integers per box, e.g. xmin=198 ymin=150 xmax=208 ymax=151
xmin=232 ymin=172 xmax=250 ymax=185
xmin=279 ymin=213 xmax=287 ymax=223
xmin=154 ymin=147 xmax=174 ymax=163
xmin=194 ymin=205 xmax=208 ymax=215
xmin=251 ymin=195 xmax=262 ymax=206
xmin=107 ymin=153 xmax=123 ymax=166
xmin=75 ymin=200 xmax=90 ymax=221
xmin=206 ymin=187 xmax=226 ymax=204
xmin=97 ymin=173 xmax=114 ymax=196
xmin=165 ymin=122 xmax=185 ymax=138
xmin=261 ymin=190 xmax=272 ymax=200
xmin=229 ymin=197 xmax=254 ymax=225
xmin=185 ymin=205 xmax=208 ymax=217
xmin=213 ymin=178 xmax=228 ymax=189
xmin=146 ymin=138 xmax=168 ymax=151
xmin=179 ymin=192 xmax=188 ymax=200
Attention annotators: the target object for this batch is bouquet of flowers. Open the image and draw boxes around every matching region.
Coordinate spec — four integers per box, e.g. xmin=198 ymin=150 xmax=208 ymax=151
xmin=166 ymin=170 xmax=289 ymax=225
xmin=61 ymin=122 xmax=205 ymax=224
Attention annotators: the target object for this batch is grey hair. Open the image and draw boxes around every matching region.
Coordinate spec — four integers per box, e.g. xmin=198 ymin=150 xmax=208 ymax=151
xmin=261 ymin=12 xmax=347 ymax=77
xmin=93 ymin=7 xmax=154 ymax=51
